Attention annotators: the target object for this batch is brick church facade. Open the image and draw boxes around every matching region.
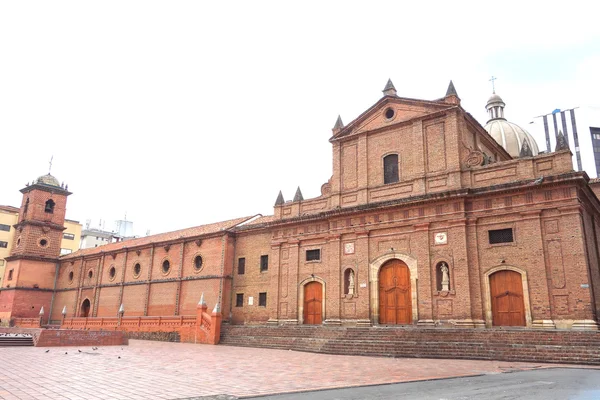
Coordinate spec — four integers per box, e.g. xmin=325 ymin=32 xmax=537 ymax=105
xmin=3 ymin=80 xmax=600 ymax=331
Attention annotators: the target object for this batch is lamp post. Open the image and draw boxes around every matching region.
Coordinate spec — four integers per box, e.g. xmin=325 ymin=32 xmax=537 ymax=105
xmin=118 ymin=303 xmax=124 ymax=327
xmin=61 ymin=306 xmax=67 ymax=325
xmin=39 ymin=306 xmax=45 ymax=327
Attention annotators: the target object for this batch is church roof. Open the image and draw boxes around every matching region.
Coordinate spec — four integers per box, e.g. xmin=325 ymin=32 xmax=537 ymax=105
xmin=0 ymin=205 xmax=20 ymax=214
xmin=60 ymin=215 xmax=257 ymax=259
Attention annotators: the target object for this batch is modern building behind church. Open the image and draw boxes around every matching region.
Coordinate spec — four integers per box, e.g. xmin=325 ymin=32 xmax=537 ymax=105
xmin=2 ymin=80 xmax=600 ymax=331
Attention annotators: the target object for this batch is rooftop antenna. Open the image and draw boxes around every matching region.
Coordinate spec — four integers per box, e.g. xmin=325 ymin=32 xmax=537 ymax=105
xmin=48 ymin=155 xmax=54 ymax=174
xmin=489 ymin=76 xmax=497 ymax=93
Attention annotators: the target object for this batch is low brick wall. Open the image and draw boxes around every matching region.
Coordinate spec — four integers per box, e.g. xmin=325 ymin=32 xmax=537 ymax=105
xmin=61 ymin=304 xmax=222 ymax=345
xmin=0 ymin=327 xmax=126 ymax=347
xmin=36 ymin=330 xmax=127 ymax=347
xmin=221 ymin=325 xmax=600 ymax=365
xmin=11 ymin=318 xmax=41 ymax=328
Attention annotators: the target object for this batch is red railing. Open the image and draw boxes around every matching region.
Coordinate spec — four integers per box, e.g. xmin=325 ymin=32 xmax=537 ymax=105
xmin=59 ymin=303 xmax=221 ymax=344
xmin=11 ymin=318 xmax=41 ymax=328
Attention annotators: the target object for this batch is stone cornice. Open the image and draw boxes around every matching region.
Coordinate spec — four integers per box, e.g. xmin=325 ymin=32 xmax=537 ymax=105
xmin=20 ymin=183 xmax=71 ymax=195
xmin=13 ymin=220 xmax=67 ymax=232
xmin=5 ymin=254 xmax=60 ymax=263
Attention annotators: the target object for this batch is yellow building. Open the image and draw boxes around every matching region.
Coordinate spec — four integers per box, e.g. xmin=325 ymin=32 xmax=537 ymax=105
xmin=61 ymin=219 xmax=82 ymax=255
xmin=0 ymin=205 xmax=81 ymax=286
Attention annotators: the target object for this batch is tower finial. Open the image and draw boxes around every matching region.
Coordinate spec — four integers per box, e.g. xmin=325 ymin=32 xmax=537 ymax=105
xmin=382 ymin=79 xmax=397 ymax=96
xmin=274 ymin=190 xmax=285 ymax=206
xmin=48 ymin=155 xmax=54 ymax=174
xmin=293 ymin=187 xmax=304 ymax=202
xmin=555 ymin=130 xmax=570 ymax=151
xmin=333 ymin=115 xmax=344 ymax=131
xmin=445 ymin=80 xmax=458 ymax=97
xmin=489 ymin=76 xmax=497 ymax=94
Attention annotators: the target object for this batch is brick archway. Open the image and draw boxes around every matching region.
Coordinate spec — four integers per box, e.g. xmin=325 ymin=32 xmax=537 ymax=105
xmin=369 ymin=252 xmax=418 ymax=325
xmin=80 ymin=298 xmax=91 ymax=318
xmin=483 ymin=266 xmax=533 ymax=328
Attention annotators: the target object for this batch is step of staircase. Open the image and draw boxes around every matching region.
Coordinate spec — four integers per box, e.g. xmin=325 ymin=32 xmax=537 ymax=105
xmin=0 ymin=336 xmax=34 ymax=347
xmin=220 ymin=325 xmax=600 ymax=365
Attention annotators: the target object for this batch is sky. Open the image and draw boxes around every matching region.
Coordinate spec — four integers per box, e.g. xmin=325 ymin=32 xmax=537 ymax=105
xmin=1 ymin=1 xmax=599 ymax=236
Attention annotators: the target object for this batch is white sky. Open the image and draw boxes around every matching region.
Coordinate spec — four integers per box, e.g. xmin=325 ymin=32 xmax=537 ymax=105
xmin=1 ymin=1 xmax=599 ymax=236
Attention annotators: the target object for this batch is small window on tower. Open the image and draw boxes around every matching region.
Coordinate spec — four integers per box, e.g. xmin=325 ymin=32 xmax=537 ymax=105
xmin=238 ymin=257 xmax=246 ymax=275
xmin=45 ymin=199 xmax=55 ymax=214
xmin=162 ymin=260 xmax=171 ymax=274
xmin=260 ymin=255 xmax=269 ymax=272
xmin=383 ymin=154 xmax=399 ymax=184
xmin=0 ymin=224 xmax=10 ymax=232
xmin=259 ymin=292 xmax=267 ymax=307
xmin=236 ymin=293 xmax=244 ymax=307
xmin=133 ymin=263 xmax=142 ymax=277
xmin=8 ymin=269 xmax=13 ymax=281
xmin=0 ymin=241 xmax=8 ymax=249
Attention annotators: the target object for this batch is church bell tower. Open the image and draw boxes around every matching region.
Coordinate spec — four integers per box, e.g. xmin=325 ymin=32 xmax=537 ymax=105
xmin=0 ymin=173 xmax=71 ymax=324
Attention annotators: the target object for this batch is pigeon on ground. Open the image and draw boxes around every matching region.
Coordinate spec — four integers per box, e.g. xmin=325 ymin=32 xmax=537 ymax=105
xmin=45 ymin=350 xmax=49 ymax=353
xmin=65 ymin=352 xmax=68 ymax=355
xmin=78 ymin=350 xmax=81 ymax=353
xmin=118 ymin=356 xmax=121 ymax=359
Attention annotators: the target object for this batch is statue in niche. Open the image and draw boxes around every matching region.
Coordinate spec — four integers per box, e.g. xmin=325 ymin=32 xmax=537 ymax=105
xmin=440 ymin=262 xmax=450 ymax=292
xmin=348 ymin=270 xmax=355 ymax=296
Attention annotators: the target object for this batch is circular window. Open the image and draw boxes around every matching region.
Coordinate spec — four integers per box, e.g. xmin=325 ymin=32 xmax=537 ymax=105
xmin=133 ymin=263 xmax=141 ymax=278
xmin=68 ymin=271 xmax=74 ymax=283
xmin=385 ymin=108 xmax=395 ymax=119
xmin=88 ymin=270 xmax=93 ymax=279
xmin=109 ymin=266 xmax=116 ymax=280
xmin=39 ymin=239 xmax=48 ymax=247
xmin=162 ymin=260 xmax=171 ymax=274
xmin=194 ymin=255 xmax=203 ymax=271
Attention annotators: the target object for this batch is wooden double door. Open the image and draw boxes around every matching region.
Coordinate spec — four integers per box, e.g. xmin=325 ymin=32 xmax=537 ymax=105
xmin=379 ymin=259 xmax=412 ymax=324
xmin=490 ymin=270 xmax=526 ymax=327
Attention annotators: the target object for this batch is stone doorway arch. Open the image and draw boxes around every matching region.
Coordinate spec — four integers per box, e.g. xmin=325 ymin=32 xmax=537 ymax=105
xmin=483 ymin=266 xmax=532 ymax=328
xmin=80 ymin=298 xmax=91 ymax=318
xmin=369 ymin=252 xmax=418 ymax=325
xmin=298 ymin=276 xmax=326 ymax=324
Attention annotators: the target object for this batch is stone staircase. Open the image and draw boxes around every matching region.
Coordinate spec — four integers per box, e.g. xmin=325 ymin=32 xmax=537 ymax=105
xmin=220 ymin=325 xmax=600 ymax=365
xmin=0 ymin=334 xmax=34 ymax=347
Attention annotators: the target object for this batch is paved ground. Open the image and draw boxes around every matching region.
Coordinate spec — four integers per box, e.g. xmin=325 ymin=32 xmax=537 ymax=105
xmin=252 ymin=368 xmax=600 ymax=400
xmin=0 ymin=340 xmax=593 ymax=399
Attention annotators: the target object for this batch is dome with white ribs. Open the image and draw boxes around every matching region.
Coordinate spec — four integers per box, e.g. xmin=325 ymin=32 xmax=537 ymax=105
xmin=484 ymin=92 xmax=539 ymax=158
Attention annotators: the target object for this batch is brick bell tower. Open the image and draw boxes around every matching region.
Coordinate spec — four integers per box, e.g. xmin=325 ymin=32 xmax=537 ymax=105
xmin=0 ymin=173 xmax=71 ymax=324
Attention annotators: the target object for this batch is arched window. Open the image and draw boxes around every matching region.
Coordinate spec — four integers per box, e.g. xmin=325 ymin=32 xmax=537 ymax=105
xmin=23 ymin=198 xmax=29 ymax=218
xmin=44 ymin=199 xmax=55 ymax=214
xmin=343 ymin=268 xmax=355 ymax=296
xmin=436 ymin=262 xmax=450 ymax=291
xmin=383 ymin=154 xmax=399 ymax=184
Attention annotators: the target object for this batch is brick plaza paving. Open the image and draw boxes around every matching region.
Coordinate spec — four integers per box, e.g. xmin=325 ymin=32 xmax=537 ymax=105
xmin=0 ymin=339 xmax=591 ymax=399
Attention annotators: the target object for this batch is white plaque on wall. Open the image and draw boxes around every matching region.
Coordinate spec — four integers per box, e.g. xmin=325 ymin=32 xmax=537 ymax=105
xmin=248 ymin=296 xmax=254 ymax=306
xmin=344 ymin=242 xmax=355 ymax=254
xmin=434 ymin=232 xmax=448 ymax=245
xmin=359 ymin=283 xmax=367 ymax=288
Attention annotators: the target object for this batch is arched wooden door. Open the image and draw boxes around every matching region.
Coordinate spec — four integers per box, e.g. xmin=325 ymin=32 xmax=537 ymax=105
xmin=80 ymin=299 xmax=91 ymax=318
xmin=303 ymin=281 xmax=322 ymax=324
xmin=379 ymin=259 xmax=412 ymax=324
xmin=490 ymin=270 xmax=526 ymax=327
